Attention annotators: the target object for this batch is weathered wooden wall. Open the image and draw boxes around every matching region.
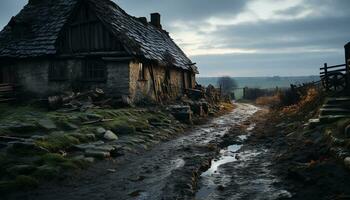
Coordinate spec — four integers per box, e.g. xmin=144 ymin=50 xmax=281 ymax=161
xmin=128 ymin=60 xmax=195 ymax=103
xmin=58 ymin=2 xmax=124 ymax=53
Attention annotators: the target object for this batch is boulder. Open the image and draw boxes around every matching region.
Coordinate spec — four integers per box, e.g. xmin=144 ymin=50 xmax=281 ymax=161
xmin=168 ymin=105 xmax=193 ymax=124
xmin=96 ymin=127 xmax=106 ymax=135
xmin=38 ymin=119 xmax=57 ymax=130
xmin=104 ymin=130 xmax=118 ymax=141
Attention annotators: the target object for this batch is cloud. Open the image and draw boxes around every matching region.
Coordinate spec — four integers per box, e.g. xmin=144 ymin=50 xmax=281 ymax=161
xmin=0 ymin=0 xmax=349 ymax=76
xmin=115 ymin=0 xmax=248 ymax=22
xmin=0 ymin=0 xmax=27 ymax=29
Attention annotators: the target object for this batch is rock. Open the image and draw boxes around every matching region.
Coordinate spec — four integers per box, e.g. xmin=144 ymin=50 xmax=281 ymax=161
xmin=104 ymin=130 xmax=118 ymax=141
xmin=74 ymin=155 xmax=95 ymax=163
xmin=31 ymin=135 xmax=46 ymax=141
xmin=96 ymin=127 xmax=107 ymax=135
xmin=344 ymin=157 xmax=350 ymax=169
xmin=85 ymin=149 xmax=110 ymax=159
xmin=84 ymin=157 xmax=95 ymax=163
xmin=345 ymin=124 xmax=350 ymax=138
xmin=107 ymin=169 xmax=116 ymax=173
xmin=38 ymin=119 xmax=57 ymax=130
xmin=92 ymin=145 xmax=115 ymax=152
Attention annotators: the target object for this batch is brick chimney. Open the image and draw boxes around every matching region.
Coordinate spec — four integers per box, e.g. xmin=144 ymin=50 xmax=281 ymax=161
xmin=150 ymin=13 xmax=162 ymax=29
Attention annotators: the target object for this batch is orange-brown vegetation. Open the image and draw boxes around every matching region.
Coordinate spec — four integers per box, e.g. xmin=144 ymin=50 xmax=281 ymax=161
xmin=281 ymin=87 xmax=323 ymax=118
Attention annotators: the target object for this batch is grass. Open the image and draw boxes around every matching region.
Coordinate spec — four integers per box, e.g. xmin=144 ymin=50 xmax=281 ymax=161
xmin=35 ymin=133 xmax=80 ymax=152
xmin=0 ymin=104 xmax=182 ymax=193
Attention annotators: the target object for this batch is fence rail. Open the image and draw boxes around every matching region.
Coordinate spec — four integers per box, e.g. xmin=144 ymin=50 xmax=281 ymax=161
xmin=320 ymin=62 xmax=349 ymax=91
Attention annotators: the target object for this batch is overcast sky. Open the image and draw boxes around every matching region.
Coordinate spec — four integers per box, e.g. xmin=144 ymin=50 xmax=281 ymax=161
xmin=1 ymin=0 xmax=349 ymax=77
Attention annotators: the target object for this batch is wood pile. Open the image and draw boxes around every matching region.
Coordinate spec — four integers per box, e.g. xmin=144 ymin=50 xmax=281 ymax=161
xmin=48 ymin=88 xmax=112 ymax=111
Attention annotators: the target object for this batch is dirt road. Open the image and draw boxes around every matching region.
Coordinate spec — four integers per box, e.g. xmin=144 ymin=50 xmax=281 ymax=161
xmin=13 ymin=103 xmax=292 ymax=200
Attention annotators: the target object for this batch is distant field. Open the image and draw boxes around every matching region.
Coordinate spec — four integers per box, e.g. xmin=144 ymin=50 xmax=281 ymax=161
xmin=197 ymin=76 xmax=320 ymax=99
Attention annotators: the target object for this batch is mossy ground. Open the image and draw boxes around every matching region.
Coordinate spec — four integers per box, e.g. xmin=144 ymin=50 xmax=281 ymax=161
xmin=0 ymin=104 xmax=185 ymax=193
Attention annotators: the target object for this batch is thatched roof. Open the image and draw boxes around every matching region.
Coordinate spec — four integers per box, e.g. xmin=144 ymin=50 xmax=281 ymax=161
xmin=0 ymin=0 xmax=197 ymax=72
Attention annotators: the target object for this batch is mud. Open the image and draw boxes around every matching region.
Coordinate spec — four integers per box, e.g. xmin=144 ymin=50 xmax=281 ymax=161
xmin=9 ymin=104 xmax=258 ymax=200
xmin=8 ymin=103 xmax=350 ymax=200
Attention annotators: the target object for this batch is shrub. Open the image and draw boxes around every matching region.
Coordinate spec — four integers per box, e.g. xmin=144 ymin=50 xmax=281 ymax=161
xmin=256 ymin=95 xmax=281 ymax=108
xmin=281 ymin=87 xmax=323 ymax=118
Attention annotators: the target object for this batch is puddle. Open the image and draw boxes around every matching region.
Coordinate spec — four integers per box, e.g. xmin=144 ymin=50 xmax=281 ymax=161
xmin=204 ymin=144 xmax=243 ymax=175
xmin=195 ymin=120 xmax=291 ymax=200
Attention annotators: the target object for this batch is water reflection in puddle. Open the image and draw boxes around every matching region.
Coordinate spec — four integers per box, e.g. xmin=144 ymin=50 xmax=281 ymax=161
xmin=204 ymin=144 xmax=242 ymax=175
xmin=196 ymin=121 xmax=291 ymax=200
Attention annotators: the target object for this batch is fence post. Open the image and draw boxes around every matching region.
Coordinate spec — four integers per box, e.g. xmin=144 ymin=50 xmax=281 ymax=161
xmin=324 ymin=63 xmax=328 ymax=91
xmin=347 ymin=60 xmax=350 ymax=89
xmin=243 ymin=87 xmax=246 ymax=99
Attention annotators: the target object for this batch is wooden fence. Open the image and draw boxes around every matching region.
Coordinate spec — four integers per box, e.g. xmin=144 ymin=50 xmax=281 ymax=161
xmin=320 ymin=62 xmax=349 ymax=91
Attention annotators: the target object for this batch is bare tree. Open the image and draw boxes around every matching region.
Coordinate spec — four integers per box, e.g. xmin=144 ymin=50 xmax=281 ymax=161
xmin=217 ymin=76 xmax=238 ymax=95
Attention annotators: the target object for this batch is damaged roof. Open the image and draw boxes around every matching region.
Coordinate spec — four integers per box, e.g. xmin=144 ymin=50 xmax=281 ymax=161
xmin=0 ymin=0 xmax=197 ymax=71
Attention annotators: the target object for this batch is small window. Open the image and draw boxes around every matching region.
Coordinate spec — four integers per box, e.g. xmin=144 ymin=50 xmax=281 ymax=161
xmin=49 ymin=61 xmax=68 ymax=81
xmin=82 ymin=60 xmax=106 ymax=82
xmin=138 ymin=63 xmax=146 ymax=81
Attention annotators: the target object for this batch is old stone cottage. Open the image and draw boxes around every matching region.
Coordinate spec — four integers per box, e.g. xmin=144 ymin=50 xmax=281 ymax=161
xmin=0 ymin=0 xmax=198 ymax=103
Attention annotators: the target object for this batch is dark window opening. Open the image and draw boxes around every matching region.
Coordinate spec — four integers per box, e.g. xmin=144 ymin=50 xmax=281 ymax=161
xmin=138 ymin=63 xmax=146 ymax=81
xmin=82 ymin=60 xmax=107 ymax=82
xmin=49 ymin=61 xmax=68 ymax=81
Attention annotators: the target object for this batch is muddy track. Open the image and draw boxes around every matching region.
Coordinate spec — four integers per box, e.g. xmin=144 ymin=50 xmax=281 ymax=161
xmin=12 ymin=103 xmax=287 ymax=200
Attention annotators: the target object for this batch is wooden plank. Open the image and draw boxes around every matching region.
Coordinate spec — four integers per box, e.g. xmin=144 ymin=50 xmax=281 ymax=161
xmin=320 ymin=68 xmax=347 ymax=74
xmin=320 ymin=64 xmax=346 ymax=70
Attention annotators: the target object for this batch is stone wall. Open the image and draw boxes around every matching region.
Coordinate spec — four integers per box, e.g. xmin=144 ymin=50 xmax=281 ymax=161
xmin=10 ymin=58 xmax=130 ymax=98
xmin=3 ymin=58 xmax=196 ymax=102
